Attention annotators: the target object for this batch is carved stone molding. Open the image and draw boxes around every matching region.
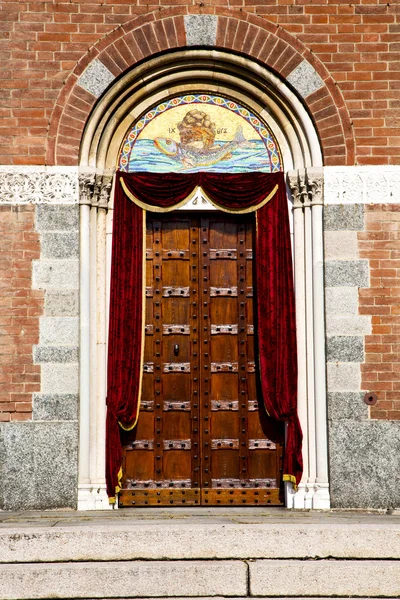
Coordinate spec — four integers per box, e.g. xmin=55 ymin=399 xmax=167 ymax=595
xmin=287 ymin=168 xmax=324 ymax=209
xmin=324 ymin=166 xmax=400 ymax=204
xmin=0 ymin=166 xmax=78 ymax=204
xmin=78 ymin=170 xmax=114 ymax=208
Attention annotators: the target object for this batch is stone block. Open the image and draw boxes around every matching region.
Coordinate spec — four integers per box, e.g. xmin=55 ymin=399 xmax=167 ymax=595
xmin=329 ymin=420 xmax=400 ymax=508
xmin=45 ymin=290 xmax=79 ymax=316
xmin=326 ymin=314 xmax=371 ymax=336
xmin=0 ymin=560 xmax=247 ymax=599
xmin=184 ymin=15 xmax=218 ymax=46
xmin=33 ymin=422 xmax=78 ymax=510
xmin=324 ymin=230 xmax=358 ymax=260
xmin=0 ymin=423 xmax=35 ymax=511
xmin=324 ymin=204 xmax=364 ymax=231
xmin=39 ymin=317 xmax=79 ymax=346
xmin=36 ymin=204 xmax=78 ymax=231
xmin=33 ymin=260 xmax=79 ymax=290
xmin=325 ymin=287 xmax=358 ymax=316
xmin=42 ymin=232 xmax=79 ymax=259
xmin=41 ymin=363 xmax=78 ymax=394
xmin=33 ymin=394 xmax=78 ymax=421
xmin=0 ymin=422 xmax=78 ymax=510
xmin=325 ymin=259 xmax=369 ymax=287
xmin=327 ymin=392 xmax=368 ymax=421
xmin=34 ymin=346 xmax=79 ymax=363
xmin=250 ymin=559 xmax=400 ymax=597
xmin=327 ymin=362 xmax=360 ymax=392
xmin=78 ymin=59 xmax=115 ymax=98
xmin=287 ymin=60 xmax=324 ymax=99
xmin=326 ymin=336 xmax=364 ymax=362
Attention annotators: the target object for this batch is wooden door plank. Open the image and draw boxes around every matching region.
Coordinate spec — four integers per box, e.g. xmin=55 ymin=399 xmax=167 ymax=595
xmin=237 ymin=219 xmax=249 ymax=485
xmin=199 ymin=216 xmax=212 ymax=490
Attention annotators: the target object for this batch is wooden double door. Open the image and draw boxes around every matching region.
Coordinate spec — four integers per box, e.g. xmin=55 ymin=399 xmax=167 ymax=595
xmin=119 ymin=213 xmax=284 ymax=507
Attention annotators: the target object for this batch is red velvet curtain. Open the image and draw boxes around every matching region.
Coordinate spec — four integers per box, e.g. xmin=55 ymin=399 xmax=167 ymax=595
xmin=106 ymin=171 xmax=302 ymax=500
xmin=119 ymin=171 xmax=281 ymax=212
xmin=256 ymin=188 xmax=303 ymax=487
xmin=106 ymin=179 xmax=144 ymax=500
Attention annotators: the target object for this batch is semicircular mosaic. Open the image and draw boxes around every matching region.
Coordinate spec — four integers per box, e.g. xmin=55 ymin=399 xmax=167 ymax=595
xmin=118 ymin=94 xmax=283 ymax=173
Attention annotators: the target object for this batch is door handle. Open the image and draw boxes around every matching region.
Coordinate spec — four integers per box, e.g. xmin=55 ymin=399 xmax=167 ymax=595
xmin=174 ymin=344 xmax=179 ymax=356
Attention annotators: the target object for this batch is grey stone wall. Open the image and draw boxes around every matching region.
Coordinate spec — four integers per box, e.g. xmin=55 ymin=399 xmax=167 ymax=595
xmin=0 ymin=204 xmax=79 ymax=510
xmin=0 ymin=422 xmax=78 ymax=510
xmin=324 ymin=203 xmax=400 ymax=508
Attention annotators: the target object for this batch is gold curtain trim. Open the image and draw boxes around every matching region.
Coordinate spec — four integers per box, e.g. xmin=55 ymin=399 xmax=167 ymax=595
xmin=118 ymin=209 xmax=147 ymax=432
xmin=283 ymin=473 xmax=297 ymax=491
xmin=120 ymin=177 xmax=279 ymax=214
xmin=109 ymin=467 xmax=124 ymax=504
xmin=200 ymin=184 xmax=279 ymax=214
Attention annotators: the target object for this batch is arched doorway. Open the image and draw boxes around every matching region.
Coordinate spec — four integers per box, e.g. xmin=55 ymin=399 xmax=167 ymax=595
xmin=77 ymin=49 xmax=329 ymax=510
xmin=115 ymin=92 xmax=286 ymax=506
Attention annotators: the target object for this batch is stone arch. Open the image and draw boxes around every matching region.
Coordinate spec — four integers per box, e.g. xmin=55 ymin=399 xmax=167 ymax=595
xmin=47 ymin=10 xmax=354 ymax=167
xmin=74 ymin=11 xmax=337 ymax=511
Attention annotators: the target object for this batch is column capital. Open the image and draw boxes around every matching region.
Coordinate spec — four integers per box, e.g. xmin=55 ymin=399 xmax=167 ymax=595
xmin=79 ymin=169 xmax=114 ymax=208
xmin=78 ymin=171 xmax=95 ymax=206
xmin=287 ymin=168 xmax=324 ymax=208
xmin=306 ymin=167 xmax=324 ymax=207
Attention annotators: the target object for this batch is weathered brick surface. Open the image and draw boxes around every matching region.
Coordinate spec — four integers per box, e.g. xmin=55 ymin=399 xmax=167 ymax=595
xmin=0 ymin=3 xmax=399 ymax=166
xmin=0 ymin=206 xmax=44 ymax=421
xmin=358 ymin=205 xmax=400 ymax=420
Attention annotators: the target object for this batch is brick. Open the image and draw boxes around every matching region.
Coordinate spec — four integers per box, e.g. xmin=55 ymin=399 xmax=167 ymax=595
xmin=10 ymin=412 xmax=31 ymax=421
xmin=0 ymin=206 xmax=43 ymax=417
xmin=358 ymin=204 xmax=400 ymax=420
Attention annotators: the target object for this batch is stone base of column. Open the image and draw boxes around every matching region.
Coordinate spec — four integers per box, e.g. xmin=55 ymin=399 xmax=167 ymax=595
xmin=286 ymin=481 xmax=331 ymax=509
xmin=77 ymin=484 xmax=115 ymax=511
xmin=313 ymin=482 xmax=331 ymax=509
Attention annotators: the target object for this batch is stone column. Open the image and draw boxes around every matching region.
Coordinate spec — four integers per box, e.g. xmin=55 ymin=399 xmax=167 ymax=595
xmin=287 ymin=168 xmax=330 ymax=509
xmin=77 ymin=170 xmax=114 ymax=510
xmin=287 ymin=171 xmax=309 ymax=509
xmin=308 ymin=169 xmax=330 ymax=508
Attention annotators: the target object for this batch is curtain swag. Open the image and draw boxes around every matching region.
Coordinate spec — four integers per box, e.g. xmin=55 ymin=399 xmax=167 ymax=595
xmin=106 ymin=171 xmax=303 ymax=502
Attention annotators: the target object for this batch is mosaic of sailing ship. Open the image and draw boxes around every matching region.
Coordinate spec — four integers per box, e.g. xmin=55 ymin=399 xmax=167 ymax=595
xmin=119 ymin=94 xmax=282 ymax=173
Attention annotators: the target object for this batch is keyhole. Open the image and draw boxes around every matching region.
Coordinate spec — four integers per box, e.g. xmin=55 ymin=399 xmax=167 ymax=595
xmin=174 ymin=344 xmax=179 ymax=356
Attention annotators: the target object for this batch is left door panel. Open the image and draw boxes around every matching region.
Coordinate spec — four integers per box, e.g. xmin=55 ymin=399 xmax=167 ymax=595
xmin=120 ymin=215 xmax=201 ymax=506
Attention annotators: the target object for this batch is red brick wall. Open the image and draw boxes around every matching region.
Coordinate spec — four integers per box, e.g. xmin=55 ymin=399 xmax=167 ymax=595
xmin=0 ymin=206 xmax=43 ymax=422
xmin=359 ymin=205 xmax=400 ymax=420
xmin=0 ymin=2 xmax=399 ymax=166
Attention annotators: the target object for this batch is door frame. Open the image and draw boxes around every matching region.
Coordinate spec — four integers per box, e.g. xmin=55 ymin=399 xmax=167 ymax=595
xmin=76 ymin=50 xmax=329 ymax=511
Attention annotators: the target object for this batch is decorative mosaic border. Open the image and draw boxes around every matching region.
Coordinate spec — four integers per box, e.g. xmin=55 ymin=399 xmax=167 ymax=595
xmin=119 ymin=94 xmax=282 ymax=172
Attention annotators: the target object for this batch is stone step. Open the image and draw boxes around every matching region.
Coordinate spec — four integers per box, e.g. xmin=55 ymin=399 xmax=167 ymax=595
xmin=1 ymin=521 xmax=400 ymax=562
xmin=1 ymin=560 xmax=399 ymax=599
xmin=1 ymin=511 xmax=399 ymax=599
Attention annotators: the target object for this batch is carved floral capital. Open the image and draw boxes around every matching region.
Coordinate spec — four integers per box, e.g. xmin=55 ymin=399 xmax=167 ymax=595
xmin=287 ymin=168 xmax=324 ymax=209
xmin=79 ymin=170 xmax=114 ymax=208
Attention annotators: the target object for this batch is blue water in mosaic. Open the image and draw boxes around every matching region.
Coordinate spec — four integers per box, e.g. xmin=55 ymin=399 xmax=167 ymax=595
xmin=125 ymin=139 xmax=279 ymax=173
